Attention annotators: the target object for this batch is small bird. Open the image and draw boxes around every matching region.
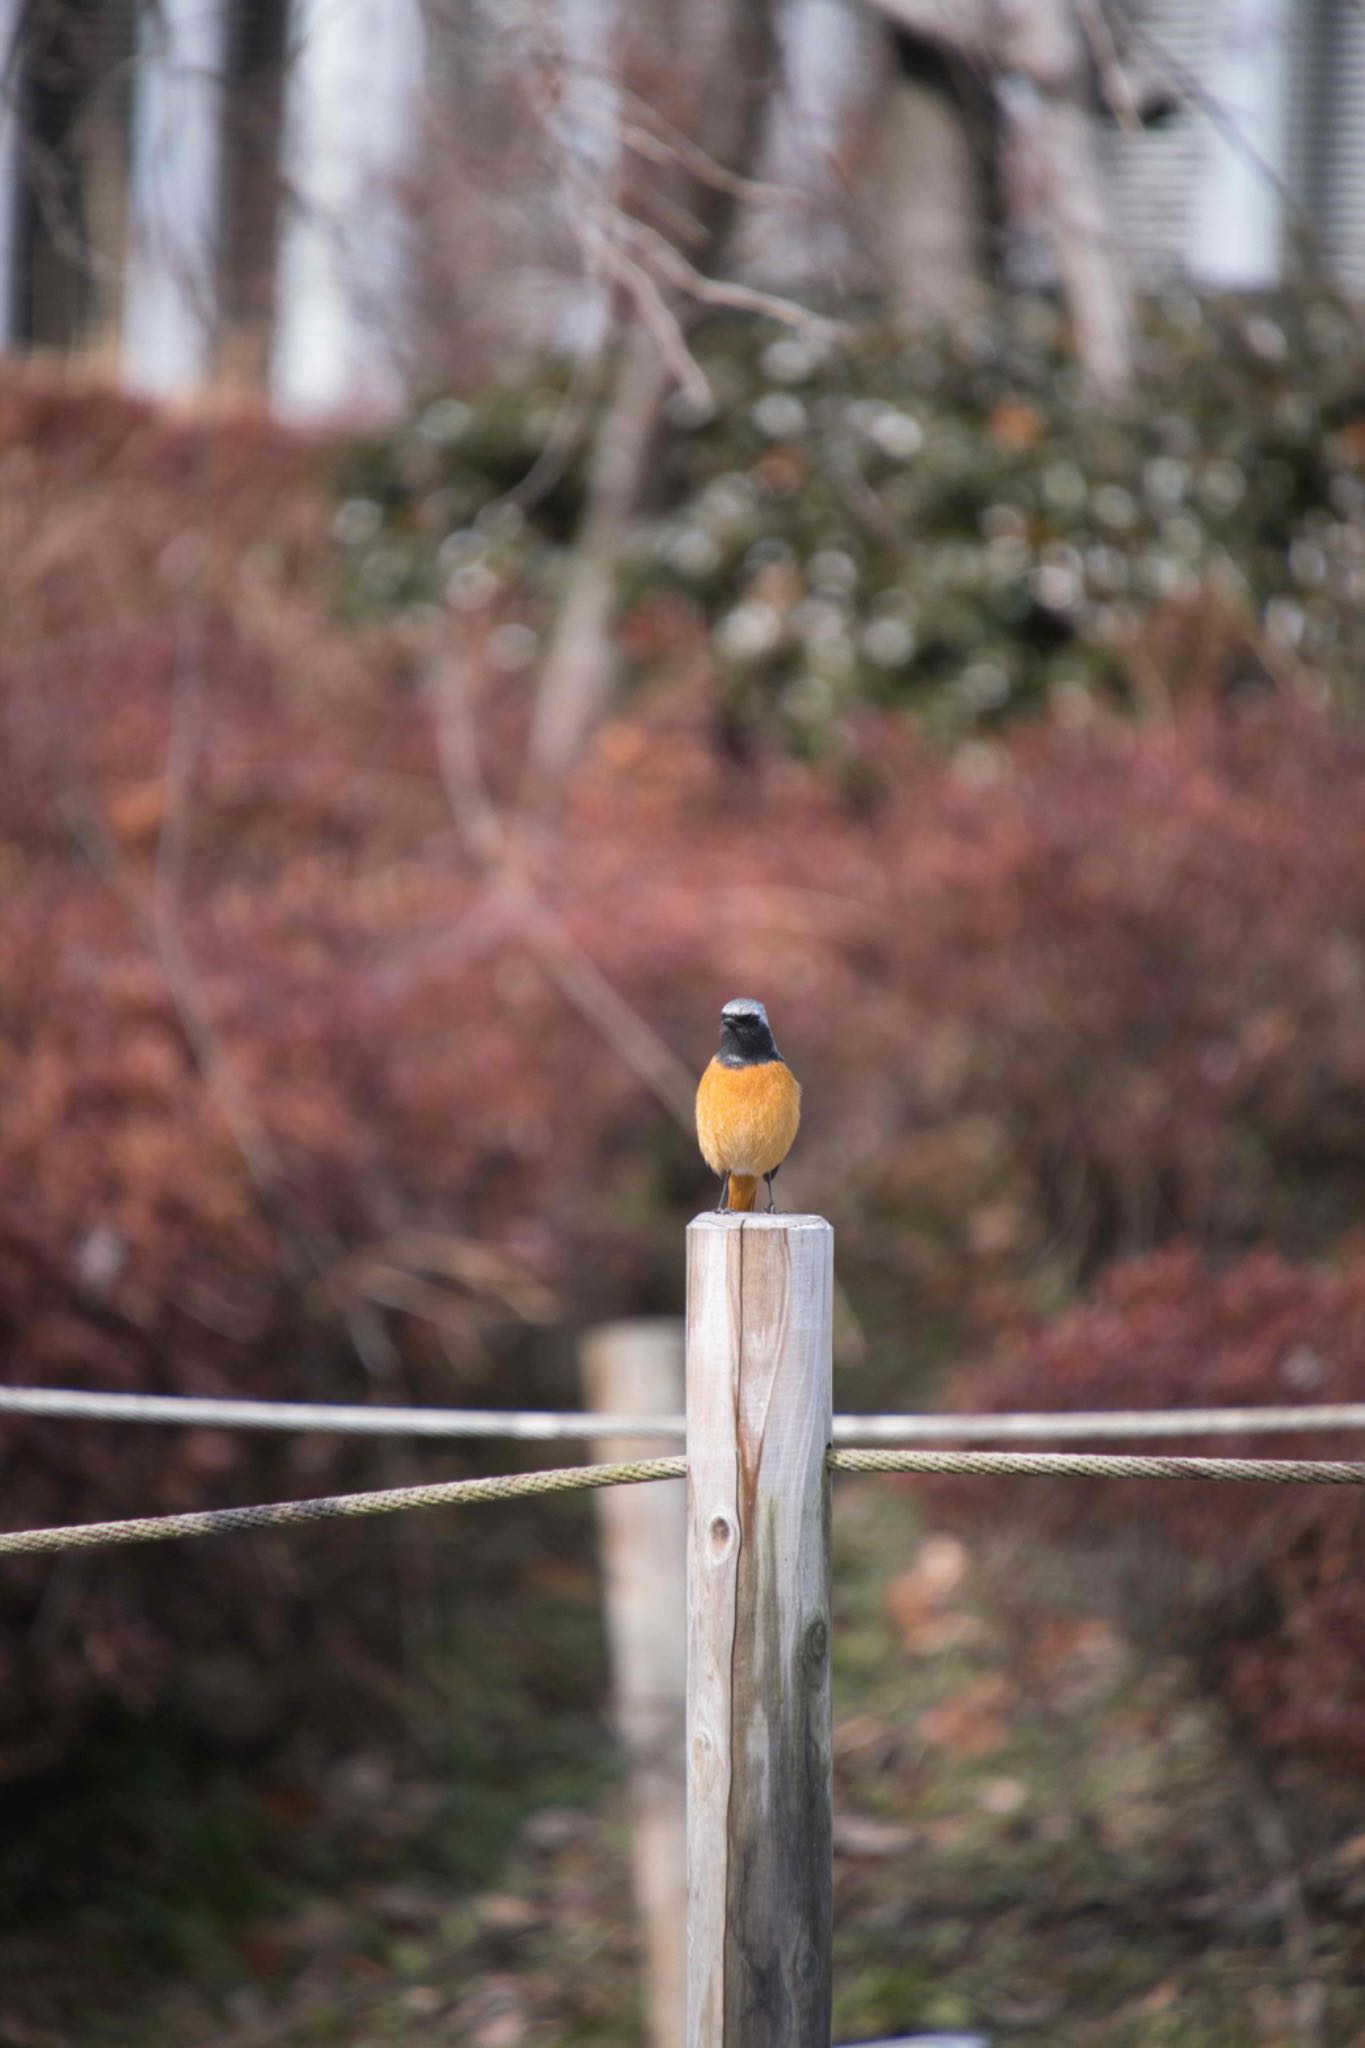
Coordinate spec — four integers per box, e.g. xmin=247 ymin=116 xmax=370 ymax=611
xmin=695 ymin=997 xmax=801 ymax=1213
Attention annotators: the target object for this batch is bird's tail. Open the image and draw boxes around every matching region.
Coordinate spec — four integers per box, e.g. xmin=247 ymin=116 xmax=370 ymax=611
xmin=726 ymin=1174 xmax=759 ymax=1212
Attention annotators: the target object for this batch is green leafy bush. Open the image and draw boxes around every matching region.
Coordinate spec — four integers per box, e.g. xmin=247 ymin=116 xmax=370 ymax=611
xmin=335 ymin=290 xmax=1365 ymax=742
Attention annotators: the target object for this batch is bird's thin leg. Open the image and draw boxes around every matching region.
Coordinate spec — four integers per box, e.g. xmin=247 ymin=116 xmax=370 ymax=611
xmin=764 ymin=1171 xmax=778 ymax=1213
xmin=716 ymin=1172 xmax=730 ymax=1213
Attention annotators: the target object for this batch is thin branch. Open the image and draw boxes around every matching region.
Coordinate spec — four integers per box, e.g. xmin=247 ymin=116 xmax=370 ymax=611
xmin=518 ymin=49 xmax=711 ymax=407
xmin=329 ymin=1230 xmax=558 ymax=1322
xmin=429 ymin=646 xmax=507 ymax=869
xmin=59 ymin=799 xmax=290 ymax=1222
xmin=1074 ymin=0 xmax=1142 ymax=135
xmin=425 ymin=636 xmax=698 ymax=1132
xmin=513 ymin=39 xmax=803 ymax=211
xmin=585 ymin=69 xmax=801 ymax=209
xmin=60 ymin=654 xmax=409 ymax=1387
xmin=598 ymin=201 xmax=850 ymax=343
xmin=580 ymin=215 xmax=712 ymax=406
xmin=488 ymin=342 xmax=607 ymax=520
xmin=522 ymin=900 xmax=698 ymax=1130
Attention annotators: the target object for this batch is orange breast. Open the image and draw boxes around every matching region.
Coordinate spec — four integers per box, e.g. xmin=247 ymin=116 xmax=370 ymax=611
xmin=695 ymin=1058 xmax=802 ymax=1178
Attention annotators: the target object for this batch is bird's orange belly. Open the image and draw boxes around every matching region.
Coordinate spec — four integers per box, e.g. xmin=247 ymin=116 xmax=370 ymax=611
xmin=695 ymin=1058 xmax=801 ymax=1178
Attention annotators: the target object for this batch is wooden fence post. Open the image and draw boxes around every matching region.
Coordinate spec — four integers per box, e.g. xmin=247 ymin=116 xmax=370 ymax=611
xmin=685 ymin=1213 xmax=834 ymax=2048
xmin=581 ymin=1319 xmax=688 ymax=2048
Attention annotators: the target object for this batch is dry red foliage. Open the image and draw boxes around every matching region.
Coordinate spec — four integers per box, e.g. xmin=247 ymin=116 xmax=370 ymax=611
xmin=3 ymin=368 xmax=1365 ymax=1768
xmin=939 ymin=1245 xmax=1365 ymax=1767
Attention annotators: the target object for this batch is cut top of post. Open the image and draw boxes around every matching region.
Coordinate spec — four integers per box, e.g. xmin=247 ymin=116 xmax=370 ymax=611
xmin=687 ymin=1212 xmax=831 ymax=1233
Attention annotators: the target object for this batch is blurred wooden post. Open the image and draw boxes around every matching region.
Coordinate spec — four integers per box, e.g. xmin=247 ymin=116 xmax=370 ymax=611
xmin=581 ymin=1319 xmax=687 ymax=2048
xmin=685 ymin=1215 xmax=834 ymax=2048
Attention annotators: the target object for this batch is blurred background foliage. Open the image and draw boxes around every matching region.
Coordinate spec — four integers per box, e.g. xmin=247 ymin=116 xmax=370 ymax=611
xmin=5 ymin=283 xmax=1365 ymax=2040
xmin=10 ymin=0 xmax=1365 ymax=2032
xmin=336 ymin=292 xmax=1365 ymax=743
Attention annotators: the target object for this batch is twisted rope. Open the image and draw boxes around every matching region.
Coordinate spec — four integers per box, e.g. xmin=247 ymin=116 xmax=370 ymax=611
xmin=6 ymin=1443 xmax=1365 ymax=1566
xmin=0 ymin=1458 xmax=687 ymax=1560
xmin=829 ymin=1448 xmax=1365 ymax=1486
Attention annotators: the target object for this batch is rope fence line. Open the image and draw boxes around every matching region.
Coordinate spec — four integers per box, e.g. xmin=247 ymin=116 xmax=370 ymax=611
xmin=0 ymin=1459 xmax=689 ymax=1559
xmin=0 ymin=1387 xmax=679 ymax=1441
xmin=835 ymin=1404 xmax=1365 ymax=1443
xmin=828 ymin=1448 xmax=1365 ymax=1486
xmin=8 ymin=1385 xmax=1365 ymax=1443
xmin=4 ymin=1447 xmax=1365 ymax=1562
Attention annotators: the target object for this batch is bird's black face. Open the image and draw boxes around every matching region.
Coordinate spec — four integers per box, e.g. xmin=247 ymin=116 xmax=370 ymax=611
xmin=717 ymin=1000 xmax=779 ymax=1067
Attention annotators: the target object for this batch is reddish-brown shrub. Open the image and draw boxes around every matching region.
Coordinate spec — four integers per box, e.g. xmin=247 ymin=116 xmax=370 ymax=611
xmin=4 ymin=365 xmax=1365 ymax=1770
xmin=937 ymin=1244 xmax=1365 ymax=1767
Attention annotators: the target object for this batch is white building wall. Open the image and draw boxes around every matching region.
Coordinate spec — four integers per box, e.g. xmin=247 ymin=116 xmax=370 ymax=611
xmin=1185 ymin=0 xmax=1291 ymax=287
xmin=1104 ymin=0 xmax=1212 ymax=279
xmin=1105 ymin=0 xmax=1365 ymax=295
xmin=1320 ymin=3 xmax=1365 ymax=290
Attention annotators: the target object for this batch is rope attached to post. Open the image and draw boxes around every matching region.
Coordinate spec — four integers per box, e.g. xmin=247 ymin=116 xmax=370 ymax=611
xmin=6 ymin=1447 xmax=1365 ymax=1565
xmin=13 ymin=1385 xmax=1365 ymax=1444
xmin=828 ymin=1448 xmax=1365 ymax=1486
xmin=0 ymin=1386 xmax=688 ymax=1441
xmin=0 ymin=1458 xmax=688 ymax=1560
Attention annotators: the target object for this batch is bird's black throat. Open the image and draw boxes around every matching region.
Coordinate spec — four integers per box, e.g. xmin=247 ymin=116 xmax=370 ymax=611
xmin=717 ymin=1013 xmax=781 ymax=1068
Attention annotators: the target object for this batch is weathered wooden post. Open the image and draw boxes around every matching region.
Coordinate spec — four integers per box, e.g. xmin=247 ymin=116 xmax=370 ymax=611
xmin=582 ymin=1319 xmax=687 ymax=2048
xmin=686 ymin=1213 xmax=834 ymax=2048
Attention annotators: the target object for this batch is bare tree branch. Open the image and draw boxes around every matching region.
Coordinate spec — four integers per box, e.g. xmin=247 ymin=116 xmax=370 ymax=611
xmin=596 ymin=201 xmax=849 ymax=341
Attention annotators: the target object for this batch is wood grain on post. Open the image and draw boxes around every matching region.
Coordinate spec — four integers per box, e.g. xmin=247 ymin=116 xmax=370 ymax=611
xmin=582 ymin=1319 xmax=688 ymax=2048
xmin=685 ymin=1213 xmax=834 ymax=2048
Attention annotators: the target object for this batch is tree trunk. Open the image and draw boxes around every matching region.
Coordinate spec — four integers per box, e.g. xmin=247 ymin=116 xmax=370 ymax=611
xmin=864 ymin=36 xmax=993 ymax=323
xmin=525 ymin=0 xmax=777 ymax=792
xmin=864 ymin=0 xmax=1134 ymax=399
xmin=525 ymin=315 xmax=672 ymax=786
xmin=995 ymin=0 xmax=1133 ymax=398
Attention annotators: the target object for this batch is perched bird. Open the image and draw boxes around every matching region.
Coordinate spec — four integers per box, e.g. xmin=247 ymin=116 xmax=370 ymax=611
xmin=695 ymin=997 xmax=801 ymax=1213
